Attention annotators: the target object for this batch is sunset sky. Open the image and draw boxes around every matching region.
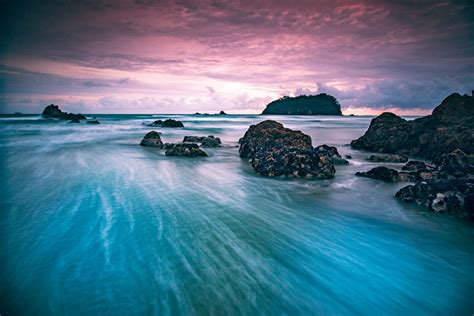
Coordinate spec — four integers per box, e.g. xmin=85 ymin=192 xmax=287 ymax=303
xmin=1 ymin=0 xmax=473 ymax=114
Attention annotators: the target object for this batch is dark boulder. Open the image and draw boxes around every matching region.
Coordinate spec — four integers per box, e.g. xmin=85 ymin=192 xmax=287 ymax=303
xmin=355 ymin=166 xmax=399 ymax=182
xmin=87 ymin=120 xmax=100 ymax=124
xmin=69 ymin=118 xmax=80 ymax=123
xmin=161 ymin=119 xmax=184 ymax=128
xmin=42 ymin=104 xmax=86 ymax=121
xmin=149 ymin=120 xmax=163 ymax=126
xmin=165 ymin=143 xmax=208 ymax=157
xmin=315 ymin=144 xmax=349 ymax=165
xmin=239 ymin=120 xmax=335 ymax=178
xmin=140 ymin=131 xmax=163 ymax=147
xmin=351 ymin=93 xmax=474 ymax=159
xmin=219 ymin=111 xmax=227 ymax=115
xmin=183 ymin=135 xmax=221 ymax=147
xmin=433 ymin=149 xmax=474 ymax=177
xmin=367 ymin=154 xmax=408 ymax=163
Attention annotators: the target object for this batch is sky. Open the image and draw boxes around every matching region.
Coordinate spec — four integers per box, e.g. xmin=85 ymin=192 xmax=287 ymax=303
xmin=1 ymin=0 xmax=473 ymax=114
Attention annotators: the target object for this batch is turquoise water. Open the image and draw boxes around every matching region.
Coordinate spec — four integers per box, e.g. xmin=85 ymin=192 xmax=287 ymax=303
xmin=1 ymin=114 xmax=473 ymax=315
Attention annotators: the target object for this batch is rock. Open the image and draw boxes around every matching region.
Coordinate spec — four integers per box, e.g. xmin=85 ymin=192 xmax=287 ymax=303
xmin=433 ymin=149 xmax=474 ymax=177
xmin=140 ymin=131 xmax=163 ymax=147
xmin=367 ymin=154 xmax=408 ymax=163
xmin=87 ymin=120 xmax=100 ymax=124
xmin=149 ymin=120 xmax=163 ymax=126
xmin=402 ymin=160 xmax=433 ymax=172
xmin=395 ymin=178 xmax=474 ymax=220
xmin=239 ymin=120 xmax=335 ymax=178
xmin=183 ymin=135 xmax=221 ymax=147
xmin=42 ymin=104 xmax=86 ymax=121
xmin=161 ymin=119 xmax=184 ymax=128
xmin=351 ymin=93 xmax=474 ymax=159
xmin=219 ymin=111 xmax=227 ymax=115
xmin=69 ymin=118 xmax=80 ymax=123
xmin=345 ymin=155 xmax=352 ymax=159
xmin=315 ymin=144 xmax=349 ymax=165
xmin=261 ymin=93 xmax=342 ymax=115
xmin=355 ymin=166 xmax=399 ymax=182
xmin=165 ymin=143 xmax=208 ymax=157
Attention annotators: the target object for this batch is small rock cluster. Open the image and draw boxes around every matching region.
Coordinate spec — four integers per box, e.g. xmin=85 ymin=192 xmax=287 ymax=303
xmin=139 ymin=132 xmax=221 ymax=157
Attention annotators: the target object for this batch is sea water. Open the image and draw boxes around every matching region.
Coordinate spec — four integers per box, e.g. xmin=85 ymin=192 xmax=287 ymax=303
xmin=1 ymin=114 xmax=473 ymax=315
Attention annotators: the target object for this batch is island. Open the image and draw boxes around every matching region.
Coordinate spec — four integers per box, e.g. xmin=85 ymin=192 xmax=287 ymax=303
xmin=261 ymin=93 xmax=342 ymax=115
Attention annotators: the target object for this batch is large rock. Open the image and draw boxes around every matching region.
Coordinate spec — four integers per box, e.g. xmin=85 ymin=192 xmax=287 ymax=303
xmin=261 ymin=93 xmax=342 ymax=115
xmin=165 ymin=143 xmax=208 ymax=157
xmin=351 ymin=93 xmax=474 ymax=159
xmin=183 ymin=135 xmax=221 ymax=147
xmin=239 ymin=120 xmax=335 ymax=178
xmin=140 ymin=131 xmax=163 ymax=147
xmin=355 ymin=166 xmax=400 ymax=182
xmin=42 ymin=104 xmax=86 ymax=121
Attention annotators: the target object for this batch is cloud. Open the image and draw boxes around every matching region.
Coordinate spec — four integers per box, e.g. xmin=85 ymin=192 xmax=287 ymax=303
xmin=1 ymin=0 xmax=473 ymax=113
xmin=83 ymin=80 xmax=110 ymax=88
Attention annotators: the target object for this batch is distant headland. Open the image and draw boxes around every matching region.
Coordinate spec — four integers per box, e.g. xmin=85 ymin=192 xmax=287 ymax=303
xmin=261 ymin=93 xmax=342 ymax=115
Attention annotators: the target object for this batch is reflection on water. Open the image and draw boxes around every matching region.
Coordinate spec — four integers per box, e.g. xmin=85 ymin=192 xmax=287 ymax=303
xmin=1 ymin=114 xmax=473 ymax=315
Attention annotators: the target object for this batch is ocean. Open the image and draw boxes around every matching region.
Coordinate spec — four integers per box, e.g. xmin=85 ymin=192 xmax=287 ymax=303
xmin=1 ymin=114 xmax=473 ymax=315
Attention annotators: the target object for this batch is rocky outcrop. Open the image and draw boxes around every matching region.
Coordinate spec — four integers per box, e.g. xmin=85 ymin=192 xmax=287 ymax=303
xmin=356 ymin=166 xmax=400 ymax=182
xmin=149 ymin=119 xmax=184 ymax=127
xmin=239 ymin=120 xmax=336 ymax=178
xmin=262 ymin=94 xmax=342 ymax=115
xmin=140 ymin=131 xmax=163 ymax=147
xmin=165 ymin=143 xmax=208 ymax=157
xmin=367 ymin=154 xmax=408 ymax=163
xmin=219 ymin=111 xmax=227 ymax=115
xmin=69 ymin=118 xmax=81 ymax=123
xmin=396 ymin=178 xmax=474 ymax=219
xmin=396 ymin=149 xmax=474 ymax=220
xmin=351 ymin=93 xmax=474 ymax=159
xmin=183 ymin=135 xmax=221 ymax=147
xmin=42 ymin=104 xmax=86 ymax=121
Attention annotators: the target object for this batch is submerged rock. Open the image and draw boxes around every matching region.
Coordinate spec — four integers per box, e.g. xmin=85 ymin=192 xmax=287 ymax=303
xmin=87 ymin=120 xmax=100 ymax=124
xmin=42 ymin=104 xmax=86 ymax=121
xmin=69 ymin=118 xmax=80 ymax=123
xmin=148 ymin=119 xmax=184 ymax=127
xmin=239 ymin=120 xmax=335 ymax=178
xmin=149 ymin=120 xmax=163 ymax=126
xmin=367 ymin=154 xmax=408 ymax=163
xmin=262 ymin=94 xmax=342 ymax=115
xmin=140 ymin=131 xmax=163 ymax=147
xmin=183 ymin=135 xmax=221 ymax=147
xmin=165 ymin=143 xmax=208 ymax=157
xmin=356 ymin=166 xmax=399 ymax=182
xmin=351 ymin=93 xmax=474 ymax=159
xmin=161 ymin=119 xmax=184 ymax=128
